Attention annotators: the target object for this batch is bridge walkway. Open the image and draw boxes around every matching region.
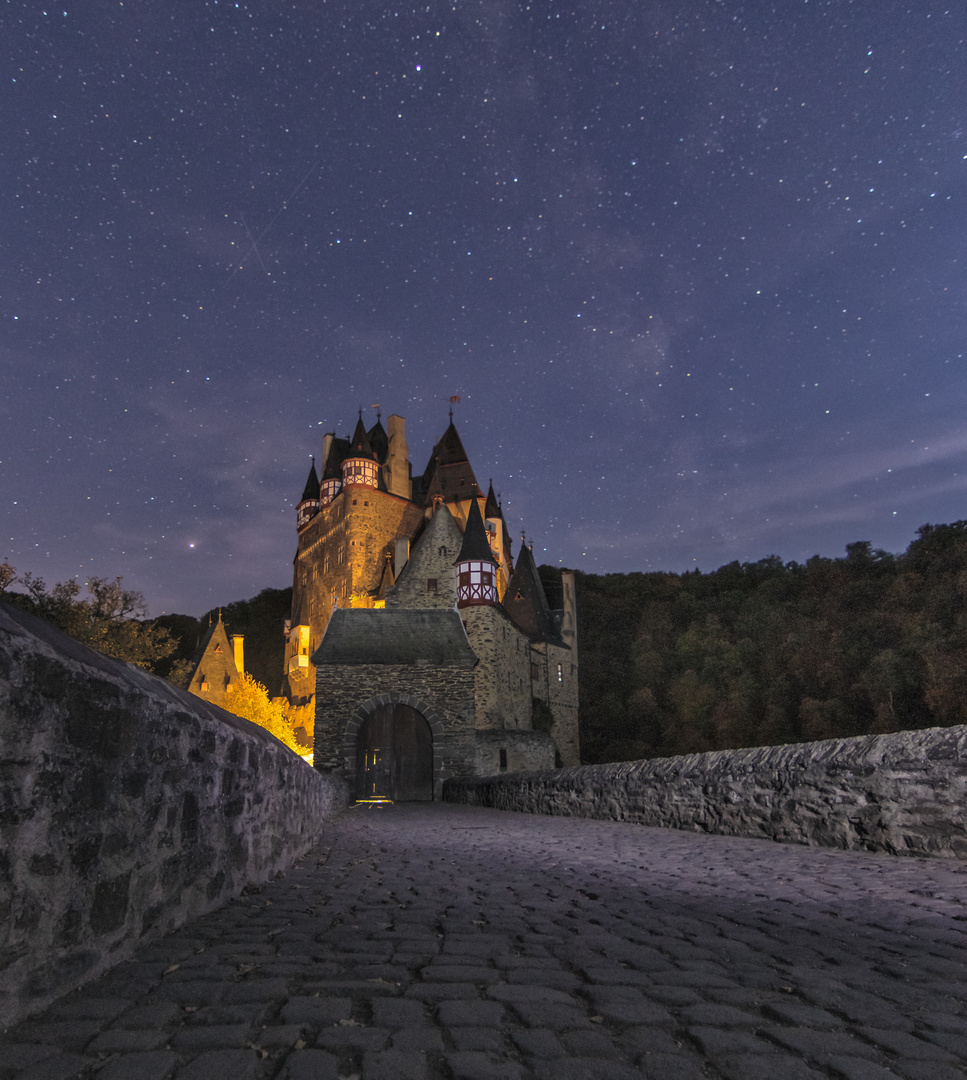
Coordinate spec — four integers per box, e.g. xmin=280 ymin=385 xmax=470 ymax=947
xmin=2 ymin=803 xmax=967 ymax=1080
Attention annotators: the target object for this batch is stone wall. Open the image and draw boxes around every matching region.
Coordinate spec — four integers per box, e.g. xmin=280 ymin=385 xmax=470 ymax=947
xmin=0 ymin=603 xmax=349 ymax=1028
xmin=314 ymin=660 xmax=477 ymax=792
xmin=445 ymin=726 xmax=967 ymax=858
xmin=474 ymin=730 xmax=555 ymax=776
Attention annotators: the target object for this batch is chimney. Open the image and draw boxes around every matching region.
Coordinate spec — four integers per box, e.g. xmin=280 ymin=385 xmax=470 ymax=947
xmin=231 ymin=634 xmax=244 ymax=674
xmin=385 ymin=414 xmax=412 ymax=499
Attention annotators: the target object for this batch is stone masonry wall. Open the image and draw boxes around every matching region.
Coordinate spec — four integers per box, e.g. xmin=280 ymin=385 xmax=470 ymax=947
xmin=463 ymin=606 xmax=531 ymax=731
xmin=474 ymin=730 xmax=555 ymax=776
xmin=0 ymin=603 xmax=349 ymax=1029
xmin=314 ymin=661 xmax=477 ymax=789
xmin=445 ymin=725 xmax=967 ymax=858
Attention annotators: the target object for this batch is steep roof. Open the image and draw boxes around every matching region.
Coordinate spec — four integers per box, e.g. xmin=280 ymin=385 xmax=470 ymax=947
xmin=416 ymin=420 xmax=481 ymax=506
xmin=484 ymin=480 xmax=502 ymax=520
xmin=321 ymin=436 xmax=350 ymax=480
xmin=455 ymin=497 xmax=498 ymax=565
xmin=186 ymin=613 xmax=240 ymax=701
xmin=503 ymin=543 xmax=563 ymax=643
xmin=346 ymin=415 xmax=376 ymax=461
xmin=367 ymin=417 xmax=389 ymax=464
xmin=312 ymin=609 xmax=477 ymax=666
xmin=300 ymin=461 xmax=320 ymax=502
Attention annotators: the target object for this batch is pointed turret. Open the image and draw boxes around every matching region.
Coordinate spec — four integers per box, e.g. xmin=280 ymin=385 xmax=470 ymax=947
xmin=297 ymin=460 xmax=321 ymax=530
xmin=342 ymin=413 xmax=379 ymax=488
xmin=368 ymin=415 xmax=389 ymax=464
xmin=484 ymin=480 xmax=501 ymax=520
xmin=319 ymin=435 xmax=348 ymax=506
xmin=504 ymin=540 xmax=560 ymax=641
xmin=454 ymin=498 xmax=498 ymax=608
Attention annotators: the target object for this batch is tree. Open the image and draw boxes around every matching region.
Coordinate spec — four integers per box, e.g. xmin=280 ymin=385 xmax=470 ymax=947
xmin=3 ymin=567 xmax=176 ymax=669
xmin=223 ymin=671 xmax=300 ymax=754
xmin=0 ymin=559 xmax=15 ymax=593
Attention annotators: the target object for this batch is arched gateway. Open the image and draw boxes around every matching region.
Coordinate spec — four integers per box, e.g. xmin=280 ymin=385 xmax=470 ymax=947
xmin=355 ymin=702 xmax=433 ymax=801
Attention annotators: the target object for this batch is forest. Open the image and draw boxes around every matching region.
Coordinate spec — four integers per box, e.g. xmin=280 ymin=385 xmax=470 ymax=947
xmin=562 ymin=521 xmax=967 ymax=764
xmin=6 ymin=520 xmax=967 ymax=766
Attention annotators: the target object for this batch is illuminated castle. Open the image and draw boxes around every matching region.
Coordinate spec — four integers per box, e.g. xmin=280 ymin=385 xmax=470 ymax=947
xmin=283 ymin=411 xmax=579 ymax=799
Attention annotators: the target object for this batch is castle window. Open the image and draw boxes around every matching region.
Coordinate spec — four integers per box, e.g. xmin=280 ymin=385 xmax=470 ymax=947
xmin=499 ymin=748 xmax=508 ymax=771
xmin=531 ymin=663 xmax=540 ymax=681
xmin=427 ymin=578 xmax=438 ymax=593
xmin=214 ymin=644 xmax=223 ymax=654
xmin=557 ymin=663 xmax=563 ymax=683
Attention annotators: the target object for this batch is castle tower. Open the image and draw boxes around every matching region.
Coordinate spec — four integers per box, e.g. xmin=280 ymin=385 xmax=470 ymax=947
xmin=454 ymin=498 xmax=499 ymax=609
xmin=296 ymin=460 xmax=320 ymax=531
xmin=341 ymin=415 xmax=380 ymax=489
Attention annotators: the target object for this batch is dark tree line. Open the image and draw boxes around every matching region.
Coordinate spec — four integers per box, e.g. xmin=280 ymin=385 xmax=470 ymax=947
xmin=553 ymin=521 xmax=967 ymax=764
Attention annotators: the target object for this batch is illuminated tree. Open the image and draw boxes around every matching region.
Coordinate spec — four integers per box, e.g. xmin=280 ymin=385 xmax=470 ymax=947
xmin=223 ymin=671 xmax=300 ymax=753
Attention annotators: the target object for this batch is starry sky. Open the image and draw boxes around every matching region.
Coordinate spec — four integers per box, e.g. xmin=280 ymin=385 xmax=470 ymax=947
xmin=4 ymin=1 xmax=967 ymax=616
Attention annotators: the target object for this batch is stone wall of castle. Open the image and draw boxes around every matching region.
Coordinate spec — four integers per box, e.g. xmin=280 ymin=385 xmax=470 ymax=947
xmin=533 ymin=639 xmax=580 ymax=767
xmin=444 ymin=725 xmax=967 ymax=858
xmin=286 ymin=487 xmax=424 ymax=711
xmin=474 ymin=729 xmax=556 ymax=775
xmin=463 ymin=605 xmax=532 ymax=731
xmin=386 ymin=508 xmax=461 ymax=610
xmin=0 ymin=602 xmax=348 ymax=1029
xmin=313 ymin=661 xmax=478 ymax=789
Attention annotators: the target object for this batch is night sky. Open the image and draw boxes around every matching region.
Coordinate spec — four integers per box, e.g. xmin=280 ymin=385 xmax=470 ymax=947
xmin=4 ymin=1 xmax=967 ymax=617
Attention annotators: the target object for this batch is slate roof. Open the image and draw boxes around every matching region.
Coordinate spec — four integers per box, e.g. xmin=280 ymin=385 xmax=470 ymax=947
xmin=414 ymin=420 xmax=481 ymax=506
xmin=368 ymin=417 xmax=389 ymax=464
xmin=456 ymin=497 xmax=498 ymax=565
xmin=347 ymin=415 xmax=377 ymax=461
xmin=300 ymin=461 xmax=320 ymax=502
xmin=312 ymin=609 xmax=477 ymax=666
xmin=321 ymin=437 xmax=350 ymax=480
xmin=503 ymin=543 xmax=565 ymax=644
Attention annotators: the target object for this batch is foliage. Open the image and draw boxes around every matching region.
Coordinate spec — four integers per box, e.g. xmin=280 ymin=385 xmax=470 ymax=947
xmin=223 ymin=671 xmax=300 ymax=752
xmin=2 ymin=566 xmax=176 ymax=670
xmin=560 ymin=520 xmax=967 ymax=764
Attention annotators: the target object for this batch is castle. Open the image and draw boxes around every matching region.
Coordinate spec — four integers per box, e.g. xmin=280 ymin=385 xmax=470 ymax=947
xmin=283 ymin=411 xmax=579 ymax=799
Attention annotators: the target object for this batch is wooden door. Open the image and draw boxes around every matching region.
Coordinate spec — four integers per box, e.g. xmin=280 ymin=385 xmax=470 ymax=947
xmin=355 ymin=704 xmax=433 ymax=801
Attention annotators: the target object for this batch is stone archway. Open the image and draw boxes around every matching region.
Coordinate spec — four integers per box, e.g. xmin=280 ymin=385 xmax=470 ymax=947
xmin=342 ymin=694 xmax=445 ymax=801
xmin=355 ymin=703 xmax=432 ymax=801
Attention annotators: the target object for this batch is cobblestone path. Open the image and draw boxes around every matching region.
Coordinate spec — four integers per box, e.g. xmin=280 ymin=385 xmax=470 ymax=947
xmin=3 ymin=803 xmax=967 ymax=1080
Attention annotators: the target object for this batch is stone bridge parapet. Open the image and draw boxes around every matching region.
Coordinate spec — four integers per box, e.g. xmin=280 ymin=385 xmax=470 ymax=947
xmin=0 ymin=602 xmax=348 ymax=1028
xmin=445 ymin=726 xmax=967 ymax=858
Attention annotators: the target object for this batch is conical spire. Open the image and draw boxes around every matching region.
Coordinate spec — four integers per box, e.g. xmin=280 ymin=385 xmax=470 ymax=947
xmin=484 ymin=480 xmax=502 ymax=520
xmin=300 ymin=460 xmax=320 ymax=502
xmin=348 ymin=413 xmax=376 ymax=461
xmin=504 ymin=540 xmax=559 ymax=640
xmin=455 ymin=497 xmax=497 ymax=565
xmin=297 ymin=458 xmax=321 ymax=529
xmin=455 ymin=497 xmax=499 ymax=609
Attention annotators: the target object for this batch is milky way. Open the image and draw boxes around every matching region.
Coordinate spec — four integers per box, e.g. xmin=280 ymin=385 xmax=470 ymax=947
xmin=3 ymin=2 xmax=966 ymax=614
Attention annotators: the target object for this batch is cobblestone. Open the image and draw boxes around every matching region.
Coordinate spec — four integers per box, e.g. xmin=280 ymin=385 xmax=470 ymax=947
xmin=1 ymin=803 xmax=966 ymax=1079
